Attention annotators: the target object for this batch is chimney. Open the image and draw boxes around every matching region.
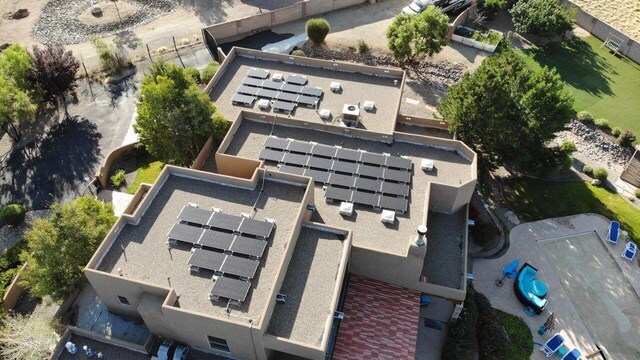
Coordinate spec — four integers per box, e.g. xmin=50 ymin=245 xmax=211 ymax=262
xmin=415 ymin=225 xmax=427 ymax=246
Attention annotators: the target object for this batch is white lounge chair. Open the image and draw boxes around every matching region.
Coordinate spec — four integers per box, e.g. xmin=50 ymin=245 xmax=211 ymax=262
xmin=623 ymin=242 xmax=637 ymax=261
xmin=540 ymin=333 xmax=564 ymax=357
xmin=607 ymin=220 xmax=620 ymax=244
xmin=561 ymin=348 xmax=582 ymax=360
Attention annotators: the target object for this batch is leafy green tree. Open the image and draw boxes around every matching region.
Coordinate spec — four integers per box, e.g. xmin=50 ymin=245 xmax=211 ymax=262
xmin=478 ymin=0 xmax=507 ymax=17
xmin=0 ymin=314 xmax=60 ymax=360
xmin=0 ymin=78 xmax=37 ymax=142
xmin=20 ymin=196 xmax=116 ymax=301
xmin=386 ymin=6 xmax=449 ymax=62
xmin=29 ymin=45 xmax=80 ymax=114
xmin=135 ymin=61 xmax=227 ymax=166
xmin=438 ymin=48 xmax=574 ymax=168
xmin=0 ymin=44 xmax=34 ymax=93
xmin=510 ymin=0 xmax=575 ymax=40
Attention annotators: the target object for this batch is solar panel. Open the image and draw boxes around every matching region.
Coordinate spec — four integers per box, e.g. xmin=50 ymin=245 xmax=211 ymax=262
xmin=229 ymin=235 xmax=267 ymax=258
xmin=383 ymin=168 xmax=411 ymax=183
xmin=336 ymin=148 xmax=361 ymax=162
xmin=273 ymin=100 xmax=295 ymax=113
xmin=328 ymin=173 xmax=355 ymax=188
xmin=360 ymin=152 xmax=386 ymax=166
xmin=178 ymin=206 xmax=213 ymax=226
xmin=262 ymin=80 xmax=283 ymax=90
xmin=259 ymin=148 xmax=285 ymax=162
xmin=385 ymin=156 xmax=413 ymax=170
xmin=310 ymin=144 xmax=337 ymax=158
xmin=287 ymin=74 xmax=308 ymax=85
xmin=247 ymin=68 xmax=269 ymax=79
xmin=332 ymin=160 xmax=358 ymax=175
xmin=297 ymin=95 xmax=318 ymax=108
xmin=325 ymin=186 xmax=352 ymax=202
xmin=282 ymin=152 xmax=308 ymax=166
xmin=264 ymin=137 xmax=290 ymax=151
xmin=381 ymin=181 xmax=410 ymax=197
xmin=357 ymin=164 xmax=384 ymax=179
xmin=243 ymin=77 xmax=263 ymax=87
xmin=307 ymin=156 xmax=333 ymax=170
xmin=167 ymin=223 xmax=203 ymax=245
xmin=231 ymin=93 xmax=255 ymax=106
xmin=287 ymin=141 xmax=313 ymax=154
xmin=279 ymin=164 xmax=306 ymax=176
xmin=304 ymin=168 xmax=330 ymax=183
xmin=281 ymin=83 xmax=303 ymax=94
xmin=210 ymin=277 xmax=251 ymax=303
xmin=188 ymin=248 xmax=226 ymax=273
xmin=277 ymin=92 xmax=299 ymax=103
xmin=221 ymin=255 xmax=260 ymax=279
xmin=197 ymin=230 xmax=236 ymax=251
xmin=379 ymin=195 xmax=408 ymax=212
xmin=256 ymin=88 xmax=279 ymax=99
xmin=354 ymin=177 xmax=382 ymax=193
xmin=301 ymin=86 xmax=323 ymax=97
xmin=238 ymin=217 xmax=274 ymax=238
xmin=237 ymin=85 xmax=259 ymax=96
xmin=352 ymin=190 xmax=380 ymax=207
xmin=207 ymin=212 xmax=243 ymax=232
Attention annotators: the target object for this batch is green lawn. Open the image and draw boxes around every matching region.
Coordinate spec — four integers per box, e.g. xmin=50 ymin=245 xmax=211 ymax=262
xmin=519 ymin=36 xmax=640 ymax=134
xmin=504 ymin=179 xmax=640 ymax=243
xmin=125 ymin=155 xmax=164 ymax=195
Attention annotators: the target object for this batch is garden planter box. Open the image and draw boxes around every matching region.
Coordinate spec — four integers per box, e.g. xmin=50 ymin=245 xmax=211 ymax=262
xmin=451 ymin=26 xmax=503 ymax=53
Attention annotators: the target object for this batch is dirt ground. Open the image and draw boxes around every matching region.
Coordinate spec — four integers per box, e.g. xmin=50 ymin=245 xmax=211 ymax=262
xmin=77 ymin=1 xmax=138 ymax=26
xmin=570 ymin=0 xmax=640 ymax=40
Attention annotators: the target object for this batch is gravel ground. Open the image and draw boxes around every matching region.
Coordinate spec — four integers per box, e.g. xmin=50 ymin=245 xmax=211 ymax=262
xmin=421 ymin=208 xmax=466 ymax=289
xmin=0 ymin=210 xmax=51 ymax=254
xmin=33 ymin=0 xmax=178 ymax=44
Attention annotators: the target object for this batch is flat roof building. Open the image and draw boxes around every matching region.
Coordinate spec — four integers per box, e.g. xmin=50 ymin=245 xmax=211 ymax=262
xmin=82 ymin=47 xmax=476 ymax=360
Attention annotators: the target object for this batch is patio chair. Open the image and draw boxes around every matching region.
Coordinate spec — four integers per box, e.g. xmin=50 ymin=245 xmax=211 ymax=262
xmin=622 ymin=242 xmax=637 ymax=261
xmin=561 ymin=348 xmax=582 ymax=360
xmin=540 ymin=333 xmax=564 ymax=357
xmin=607 ymin=221 xmax=620 ymax=244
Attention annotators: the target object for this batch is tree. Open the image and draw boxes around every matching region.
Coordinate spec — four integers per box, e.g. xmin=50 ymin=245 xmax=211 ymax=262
xmin=0 ymin=314 xmax=60 ymax=360
xmin=29 ymin=45 xmax=80 ymax=114
xmin=510 ymin=0 xmax=575 ymax=40
xmin=438 ymin=48 xmax=574 ymax=168
xmin=20 ymin=196 xmax=116 ymax=301
xmin=305 ymin=18 xmax=330 ymax=44
xmin=0 ymin=44 xmax=34 ymax=94
xmin=135 ymin=61 xmax=227 ymax=166
xmin=386 ymin=6 xmax=450 ymax=62
xmin=0 ymin=78 xmax=37 ymax=142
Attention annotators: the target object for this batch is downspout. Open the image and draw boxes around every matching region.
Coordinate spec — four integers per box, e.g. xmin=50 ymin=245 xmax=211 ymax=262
xmin=249 ymin=319 xmax=259 ymax=360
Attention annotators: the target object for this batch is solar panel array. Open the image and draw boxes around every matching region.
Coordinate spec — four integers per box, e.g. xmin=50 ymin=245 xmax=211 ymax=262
xmin=259 ymin=136 xmax=412 ymax=213
xmin=168 ymin=206 xmax=276 ymax=304
xmin=232 ymin=68 xmax=324 ymax=113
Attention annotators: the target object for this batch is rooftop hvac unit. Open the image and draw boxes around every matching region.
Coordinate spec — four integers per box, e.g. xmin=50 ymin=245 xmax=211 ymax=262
xmin=341 ymin=104 xmax=360 ymax=127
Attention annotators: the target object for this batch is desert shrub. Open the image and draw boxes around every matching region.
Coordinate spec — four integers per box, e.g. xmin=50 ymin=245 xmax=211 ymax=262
xmin=0 ymin=204 xmax=26 ymax=225
xmin=612 ymin=127 xmax=622 ymax=138
xmin=442 ymin=284 xmax=477 ymax=360
xmin=110 ymin=169 xmax=126 ymax=188
xmin=593 ymin=167 xmax=608 ymax=181
xmin=200 ymin=61 xmax=220 ymax=84
xmin=291 ymin=50 xmax=306 ymax=57
xmin=184 ymin=67 xmax=201 ymax=84
xmin=594 ymin=118 xmax=610 ymax=129
xmin=356 ymin=39 xmax=369 ymax=54
xmin=582 ymin=165 xmax=593 ymax=176
xmin=91 ymin=37 xmax=129 ymax=76
xmin=618 ymin=130 xmax=636 ymax=147
xmin=306 ymin=18 xmax=330 ymax=44
xmin=635 ymin=189 xmax=640 ymax=199
xmin=560 ymin=140 xmax=577 ymax=154
xmin=576 ymin=111 xmax=593 ymax=124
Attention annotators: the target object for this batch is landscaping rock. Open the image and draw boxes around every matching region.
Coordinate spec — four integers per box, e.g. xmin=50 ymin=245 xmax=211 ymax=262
xmin=591 ymin=179 xmax=602 ymax=186
xmin=91 ymin=7 xmax=103 ymax=17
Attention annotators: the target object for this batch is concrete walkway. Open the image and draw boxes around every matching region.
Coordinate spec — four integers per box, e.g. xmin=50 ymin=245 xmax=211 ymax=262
xmin=473 ymin=214 xmax=640 ymax=359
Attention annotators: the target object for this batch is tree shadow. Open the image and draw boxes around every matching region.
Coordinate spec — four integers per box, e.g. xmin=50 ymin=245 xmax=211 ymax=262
xmin=240 ymin=0 xmax=298 ymax=11
xmin=522 ymin=37 xmax=615 ymax=97
xmin=177 ymin=0 xmax=232 ymax=25
xmin=113 ymin=30 xmax=141 ymax=50
xmin=0 ymin=116 xmax=102 ymax=209
xmin=107 ymin=74 xmax=138 ymax=107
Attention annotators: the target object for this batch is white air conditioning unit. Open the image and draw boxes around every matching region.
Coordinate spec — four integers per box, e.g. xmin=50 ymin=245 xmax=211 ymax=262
xmin=341 ymin=104 xmax=360 ymax=127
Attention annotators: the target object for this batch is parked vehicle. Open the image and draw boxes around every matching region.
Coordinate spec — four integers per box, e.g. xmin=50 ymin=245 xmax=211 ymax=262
xmin=401 ymin=0 xmax=472 ymax=16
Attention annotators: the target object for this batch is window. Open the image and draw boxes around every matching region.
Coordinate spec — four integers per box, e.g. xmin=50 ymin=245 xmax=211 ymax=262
xmin=207 ymin=336 xmax=230 ymax=352
xmin=117 ymin=295 xmax=130 ymax=306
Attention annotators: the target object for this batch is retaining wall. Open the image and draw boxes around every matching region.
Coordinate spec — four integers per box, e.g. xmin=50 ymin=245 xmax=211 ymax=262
xmin=2 ymin=262 xmax=27 ymax=313
xmin=95 ymin=142 xmax=139 ymax=189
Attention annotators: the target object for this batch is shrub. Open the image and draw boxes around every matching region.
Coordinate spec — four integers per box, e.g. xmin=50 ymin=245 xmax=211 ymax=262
xmin=184 ymin=67 xmax=201 ymax=84
xmin=479 ymin=0 xmax=507 ymax=17
xmin=476 ymin=292 xmax=508 ymax=359
xmin=306 ymin=18 xmax=330 ymax=44
xmin=500 ymin=311 xmax=534 ymax=359
xmin=618 ymin=130 xmax=636 ymax=147
xmin=576 ymin=111 xmax=593 ymax=124
xmin=612 ymin=127 xmax=622 ymax=138
xmin=200 ymin=61 xmax=220 ymax=84
xmin=593 ymin=167 xmax=608 ymax=181
xmin=442 ymin=284 xmax=477 ymax=360
xmin=291 ymin=49 xmax=306 ymax=57
xmin=110 ymin=169 xmax=126 ymax=188
xmin=91 ymin=37 xmax=129 ymax=76
xmin=356 ymin=39 xmax=369 ymax=54
xmin=470 ymin=218 xmax=499 ymax=249
xmin=582 ymin=165 xmax=593 ymax=176
xmin=594 ymin=118 xmax=610 ymax=129
xmin=561 ymin=154 xmax=573 ymax=171
xmin=635 ymin=189 xmax=640 ymax=199
xmin=0 ymin=204 xmax=26 ymax=225
xmin=560 ymin=140 xmax=577 ymax=154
